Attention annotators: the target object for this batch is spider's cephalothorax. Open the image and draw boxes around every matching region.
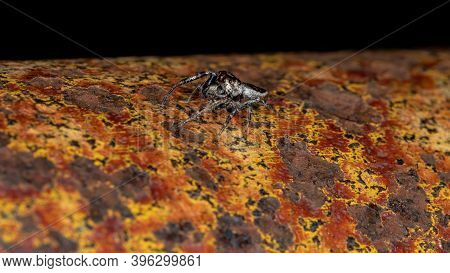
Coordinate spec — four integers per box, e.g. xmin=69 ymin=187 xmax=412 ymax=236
xmin=161 ymin=70 xmax=270 ymax=139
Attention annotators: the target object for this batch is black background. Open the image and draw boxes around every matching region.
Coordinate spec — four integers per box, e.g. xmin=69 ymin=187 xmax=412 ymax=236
xmin=1 ymin=1 xmax=449 ymax=60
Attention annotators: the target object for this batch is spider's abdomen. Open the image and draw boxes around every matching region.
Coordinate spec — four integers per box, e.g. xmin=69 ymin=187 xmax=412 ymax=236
xmin=242 ymin=83 xmax=268 ymax=99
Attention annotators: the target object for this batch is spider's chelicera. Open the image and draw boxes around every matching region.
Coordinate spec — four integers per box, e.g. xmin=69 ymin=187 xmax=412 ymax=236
xmin=161 ymin=71 xmax=270 ymax=139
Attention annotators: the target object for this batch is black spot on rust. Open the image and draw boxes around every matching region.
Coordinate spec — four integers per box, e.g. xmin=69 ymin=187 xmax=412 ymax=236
xmin=312 ymin=235 xmax=320 ymax=246
xmin=347 ymin=236 xmax=360 ymax=251
xmin=420 ymin=118 xmax=438 ymax=134
xmin=154 ymin=221 xmax=195 ymax=251
xmin=253 ymin=196 xmax=293 ymax=251
xmin=433 ymin=172 xmax=450 ymax=197
xmin=254 ymin=216 xmax=293 ymax=251
xmin=215 ymin=213 xmax=262 ymax=253
xmin=309 ymin=220 xmax=324 ymax=232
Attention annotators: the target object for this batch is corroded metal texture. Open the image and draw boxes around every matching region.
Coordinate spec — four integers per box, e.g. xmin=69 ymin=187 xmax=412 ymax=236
xmin=0 ymin=50 xmax=448 ymax=253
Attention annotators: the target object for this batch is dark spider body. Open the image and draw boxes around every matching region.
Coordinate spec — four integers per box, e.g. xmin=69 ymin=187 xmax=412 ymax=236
xmin=162 ymin=71 xmax=269 ymax=138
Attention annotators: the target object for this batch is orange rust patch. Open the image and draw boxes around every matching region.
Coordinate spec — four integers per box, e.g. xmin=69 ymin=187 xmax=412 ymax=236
xmin=320 ymin=200 xmax=355 ymax=252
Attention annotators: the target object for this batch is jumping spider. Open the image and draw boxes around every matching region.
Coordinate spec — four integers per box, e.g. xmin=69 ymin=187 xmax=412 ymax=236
xmin=161 ymin=71 xmax=270 ymax=139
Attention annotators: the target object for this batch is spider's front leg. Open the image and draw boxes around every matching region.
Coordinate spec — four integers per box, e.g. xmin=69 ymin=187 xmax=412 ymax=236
xmin=215 ymin=98 xmax=264 ymax=140
xmin=185 ymin=84 xmax=202 ymax=103
xmin=244 ymin=106 xmax=253 ymax=137
xmin=186 ymin=74 xmax=216 ymax=103
xmin=178 ymin=99 xmax=227 ymax=128
xmin=161 ymin=71 xmax=215 ymax=106
xmin=216 ymin=107 xmax=240 ymax=138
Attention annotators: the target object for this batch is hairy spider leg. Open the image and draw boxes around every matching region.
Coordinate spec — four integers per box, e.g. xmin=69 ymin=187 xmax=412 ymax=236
xmin=216 ymin=108 xmax=240 ymax=138
xmin=239 ymin=98 xmax=263 ymax=110
xmin=161 ymin=71 xmax=216 ymax=106
xmin=244 ymin=98 xmax=270 ymax=138
xmin=260 ymin=98 xmax=273 ymax=111
xmin=186 ymin=74 xmax=217 ymax=103
xmin=216 ymin=98 xmax=262 ymax=139
xmin=244 ymin=106 xmax=253 ymax=137
xmin=178 ymin=99 xmax=227 ymax=128
xmin=185 ymin=84 xmax=201 ymax=103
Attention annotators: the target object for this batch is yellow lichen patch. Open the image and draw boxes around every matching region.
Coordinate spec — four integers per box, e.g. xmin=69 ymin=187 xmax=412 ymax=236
xmin=0 ymin=218 xmax=22 ymax=244
xmin=33 ymin=186 xmax=86 ymax=237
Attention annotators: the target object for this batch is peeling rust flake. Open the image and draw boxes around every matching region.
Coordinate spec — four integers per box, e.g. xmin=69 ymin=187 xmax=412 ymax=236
xmin=64 ymin=86 xmax=127 ymax=114
xmin=277 ymin=136 xmax=344 ymax=209
xmin=0 ymin=50 xmax=449 ymax=253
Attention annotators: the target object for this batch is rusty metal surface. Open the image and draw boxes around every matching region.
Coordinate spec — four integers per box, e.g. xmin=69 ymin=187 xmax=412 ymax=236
xmin=0 ymin=50 xmax=448 ymax=253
